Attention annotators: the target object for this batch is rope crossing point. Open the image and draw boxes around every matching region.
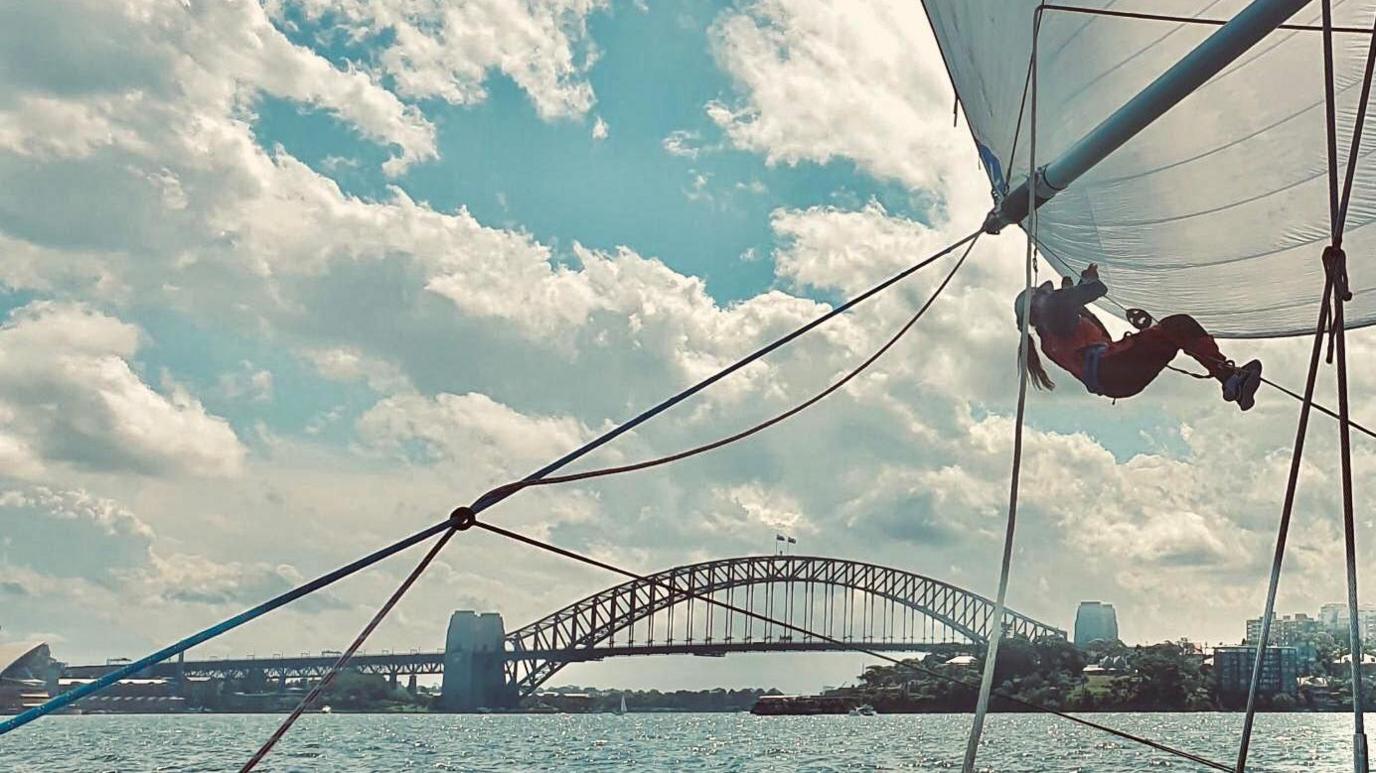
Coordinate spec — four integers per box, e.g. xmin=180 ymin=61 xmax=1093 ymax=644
xmin=235 ymin=233 xmax=985 ymax=769
xmin=0 ymin=231 xmax=978 ymax=741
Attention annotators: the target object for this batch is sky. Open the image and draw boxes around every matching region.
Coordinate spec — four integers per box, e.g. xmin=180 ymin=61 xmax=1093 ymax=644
xmin=3 ymin=0 xmax=1376 ymax=695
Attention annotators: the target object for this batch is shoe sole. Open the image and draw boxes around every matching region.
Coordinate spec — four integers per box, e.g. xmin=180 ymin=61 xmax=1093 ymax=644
xmin=1237 ymin=361 xmax=1262 ymax=411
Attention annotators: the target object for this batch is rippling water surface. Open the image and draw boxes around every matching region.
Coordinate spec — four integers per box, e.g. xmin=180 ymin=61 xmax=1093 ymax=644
xmin=0 ymin=712 xmax=1358 ymax=771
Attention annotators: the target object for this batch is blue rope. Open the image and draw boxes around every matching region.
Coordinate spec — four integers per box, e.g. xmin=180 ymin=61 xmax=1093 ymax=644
xmin=0 ymin=516 xmax=456 ymax=735
xmin=1 ymin=230 xmax=976 ymax=736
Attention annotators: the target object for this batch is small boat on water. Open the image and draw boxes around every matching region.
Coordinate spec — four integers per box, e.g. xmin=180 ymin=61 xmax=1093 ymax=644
xmin=615 ymin=695 xmax=627 ymax=715
xmin=847 ymin=704 xmax=876 ymax=716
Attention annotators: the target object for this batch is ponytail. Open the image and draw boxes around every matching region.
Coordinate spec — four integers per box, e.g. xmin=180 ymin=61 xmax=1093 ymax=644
xmin=1020 ymin=334 xmax=1056 ymax=391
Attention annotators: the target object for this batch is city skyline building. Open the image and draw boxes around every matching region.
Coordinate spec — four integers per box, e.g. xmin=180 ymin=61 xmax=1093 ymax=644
xmin=1074 ymin=601 xmax=1119 ymax=648
xmin=1245 ymin=613 xmax=1319 ymax=647
xmin=1214 ymin=646 xmax=1299 ymax=701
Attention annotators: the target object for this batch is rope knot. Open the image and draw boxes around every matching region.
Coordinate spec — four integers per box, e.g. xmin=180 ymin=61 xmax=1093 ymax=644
xmin=449 ymin=506 xmax=477 ymax=531
xmin=1324 ymin=244 xmax=1353 ymax=303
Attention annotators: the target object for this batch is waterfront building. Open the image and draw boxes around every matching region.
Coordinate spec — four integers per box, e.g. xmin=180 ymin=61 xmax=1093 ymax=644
xmin=55 ymin=677 xmax=186 ymax=713
xmin=1073 ymin=602 xmax=1119 ymax=648
xmin=0 ymin=642 xmax=60 ymax=714
xmin=1213 ymin=646 xmax=1299 ymax=698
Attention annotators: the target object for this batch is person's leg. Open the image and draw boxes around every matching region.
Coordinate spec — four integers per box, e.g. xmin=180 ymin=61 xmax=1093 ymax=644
xmin=1092 ymin=328 xmax=1177 ymax=398
xmin=1154 ymin=314 xmax=1231 ymax=381
xmin=1155 ymin=314 xmax=1263 ymax=410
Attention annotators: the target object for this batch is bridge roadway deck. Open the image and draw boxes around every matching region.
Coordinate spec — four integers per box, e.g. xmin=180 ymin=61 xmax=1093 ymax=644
xmin=64 ymin=640 xmax=968 ymax=679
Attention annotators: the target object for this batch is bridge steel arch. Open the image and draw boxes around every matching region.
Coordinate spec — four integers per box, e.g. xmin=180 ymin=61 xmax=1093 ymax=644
xmin=503 ymin=555 xmax=1065 ymax=698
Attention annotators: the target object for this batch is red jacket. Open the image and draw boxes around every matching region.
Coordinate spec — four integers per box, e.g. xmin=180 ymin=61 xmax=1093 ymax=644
xmin=1032 ymin=276 xmax=1111 ymax=383
xmin=1039 ymin=312 xmax=1111 ymax=381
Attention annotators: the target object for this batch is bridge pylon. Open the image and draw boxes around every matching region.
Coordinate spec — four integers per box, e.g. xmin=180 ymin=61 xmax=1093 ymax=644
xmin=439 ymin=611 xmax=515 ymax=711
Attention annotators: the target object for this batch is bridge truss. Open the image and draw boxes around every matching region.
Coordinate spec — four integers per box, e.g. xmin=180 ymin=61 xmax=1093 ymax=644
xmin=503 ymin=555 xmax=1064 ymax=698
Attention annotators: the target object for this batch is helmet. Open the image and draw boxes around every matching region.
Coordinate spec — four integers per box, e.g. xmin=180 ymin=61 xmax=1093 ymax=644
xmin=1013 ymin=281 xmax=1055 ymax=330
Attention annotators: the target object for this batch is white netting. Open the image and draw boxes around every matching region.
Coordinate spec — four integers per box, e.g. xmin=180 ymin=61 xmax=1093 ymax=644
xmin=923 ymin=0 xmax=1376 ymax=337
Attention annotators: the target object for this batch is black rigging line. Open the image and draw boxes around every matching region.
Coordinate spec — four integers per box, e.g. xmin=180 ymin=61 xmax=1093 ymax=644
xmin=1237 ymin=3 xmax=1375 ymax=768
xmin=231 ymin=231 xmax=982 ymax=766
xmin=1041 ymin=4 xmax=1372 ymax=34
xmin=475 ymin=519 xmax=1234 ymax=773
xmin=473 ymin=235 xmax=981 ymax=503
xmin=241 ymin=527 xmax=458 ymax=772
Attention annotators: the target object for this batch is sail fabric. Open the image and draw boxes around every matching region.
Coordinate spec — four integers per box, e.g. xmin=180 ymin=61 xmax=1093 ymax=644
xmin=923 ymin=0 xmax=1376 ymax=337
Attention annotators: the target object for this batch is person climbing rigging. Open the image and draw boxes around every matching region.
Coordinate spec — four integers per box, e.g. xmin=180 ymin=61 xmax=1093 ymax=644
xmin=1014 ymin=263 xmax=1263 ymax=410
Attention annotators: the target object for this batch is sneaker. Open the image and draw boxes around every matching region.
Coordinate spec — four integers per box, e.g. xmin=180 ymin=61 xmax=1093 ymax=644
xmin=1223 ymin=360 xmax=1263 ymax=411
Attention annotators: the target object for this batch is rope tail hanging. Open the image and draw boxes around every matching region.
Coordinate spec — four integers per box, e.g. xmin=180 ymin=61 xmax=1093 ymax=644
xmin=963 ymin=8 xmax=1041 ymax=772
xmin=1237 ymin=3 xmax=1374 ymax=771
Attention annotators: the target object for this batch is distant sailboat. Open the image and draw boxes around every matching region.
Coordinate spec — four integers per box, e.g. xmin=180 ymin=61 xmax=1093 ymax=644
xmin=616 ymin=695 xmax=627 ymax=715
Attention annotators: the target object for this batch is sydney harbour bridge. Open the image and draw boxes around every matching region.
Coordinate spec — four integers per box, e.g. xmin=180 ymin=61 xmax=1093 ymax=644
xmin=66 ymin=555 xmax=1064 ymax=710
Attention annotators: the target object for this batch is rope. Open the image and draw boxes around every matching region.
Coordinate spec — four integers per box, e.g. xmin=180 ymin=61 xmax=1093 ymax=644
xmin=1165 ymin=362 xmax=1376 ymax=441
xmin=475 ymin=235 xmax=979 ymax=503
xmin=0 ymin=231 xmax=976 ymax=740
xmin=230 ymin=232 xmax=981 ymax=759
xmin=0 ymin=513 xmax=461 ymax=736
xmin=965 ymin=9 xmax=1041 ymax=772
xmin=1040 ymin=4 xmax=1371 ymax=34
xmin=239 ymin=525 xmax=462 ymax=771
xmin=1328 ymin=6 xmax=1376 ymax=770
xmin=474 ymin=519 xmax=1234 ymax=772
xmin=1335 ymin=273 xmax=1370 ymax=773
xmin=470 ymin=230 xmax=981 ymax=513
xmin=1237 ymin=4 xmax=1370 ymax=768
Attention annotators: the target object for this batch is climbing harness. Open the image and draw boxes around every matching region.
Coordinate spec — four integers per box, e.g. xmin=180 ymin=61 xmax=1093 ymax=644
xmin=1082 ymin=343 xmax=1109 ymax=395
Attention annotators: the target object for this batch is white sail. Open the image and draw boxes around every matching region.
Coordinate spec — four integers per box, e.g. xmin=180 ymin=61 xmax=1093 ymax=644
xmin=922 ymin=0 xmax=1376 ymax=337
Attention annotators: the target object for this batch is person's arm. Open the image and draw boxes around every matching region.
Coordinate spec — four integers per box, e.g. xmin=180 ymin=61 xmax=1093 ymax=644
xmin=1060 ymin=264 xmax=1107 ymax=307
xmin=1037 ymin=265 xmax=1107 ymax=336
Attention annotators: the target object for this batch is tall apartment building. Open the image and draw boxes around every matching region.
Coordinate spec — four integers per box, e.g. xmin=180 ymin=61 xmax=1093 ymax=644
xmin=1074 ymin=601 xmax=1119 ymax=648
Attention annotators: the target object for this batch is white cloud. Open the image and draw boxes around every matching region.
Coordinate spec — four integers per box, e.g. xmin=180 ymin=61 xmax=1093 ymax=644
xmin=6 ymin=0 xmax=1376 ymax=680
xmin=0 ymin=483 xmax=349 ymax=657
xmin=592 ymin=115 xmax=609 ymax=140
xmin=283 ymin=0 xmax=610 ymax=120
xmin=772 ymin=201 xmax=958 ymax=294
xmin=0 ymin=0 xmax=436 ymax=176
xmin=305 ymin=347 xmax=412 ymax=393
xmin=358 ymin=392 xmax=592 ymax=474
xmin=662 ymin=129 xmax=705 ymax=159
xmin=711 ymin=484 xmax=808 ymax=534
xmin=0 ymin=303 xmax=245 ymax=477
xmin=218 ymin=361 xmax=275 ymax=403
xmin=708 ymin=0 xmax=966 ymax=190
